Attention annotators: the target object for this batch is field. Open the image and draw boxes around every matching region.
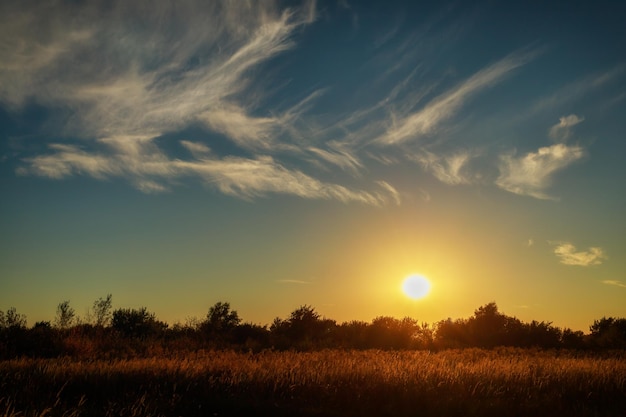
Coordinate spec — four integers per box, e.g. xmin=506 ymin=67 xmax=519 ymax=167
xmin=1 ymin=349 xmax=625 ymax=417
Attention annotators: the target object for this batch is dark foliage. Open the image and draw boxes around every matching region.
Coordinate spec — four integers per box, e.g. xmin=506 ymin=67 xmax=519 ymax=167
xmin=0 ymin=301 xmax=624 ymax=359
xmin=270 ymin=305 xmax=337 ymax=350
xmin=590 ymin=317 xmax=626 ymax=348
xmin=90 ymin=294 xmax=113 ymax=327
xmin=433 ymin=302 xmax=583 ymax=350
xmin=111 ymin=307 xmax=167 ymax=339
xmin=200 ymin=302 xmax=242 ymax=346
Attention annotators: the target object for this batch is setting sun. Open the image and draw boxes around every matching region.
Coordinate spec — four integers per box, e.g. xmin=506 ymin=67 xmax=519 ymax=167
xmin=402 ymin=275 xmax=431 ymax=300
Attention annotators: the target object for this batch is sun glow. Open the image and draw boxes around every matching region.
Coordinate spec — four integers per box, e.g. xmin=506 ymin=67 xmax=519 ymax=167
xmin=402 ymin=274 xmax=431 ymax=300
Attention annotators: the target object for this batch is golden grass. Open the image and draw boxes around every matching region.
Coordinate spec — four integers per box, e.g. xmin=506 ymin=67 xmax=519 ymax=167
xmin=1 ymin=349 xmax=625 ymax=416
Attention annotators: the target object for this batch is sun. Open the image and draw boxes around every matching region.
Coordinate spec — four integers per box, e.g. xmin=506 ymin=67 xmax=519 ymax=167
xmin=402 ymin=274 xmax=431 ymax=300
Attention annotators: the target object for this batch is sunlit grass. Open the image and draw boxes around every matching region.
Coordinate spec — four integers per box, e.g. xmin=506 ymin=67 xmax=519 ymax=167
xmin=1 ymin=349 xmax=625 ymax=416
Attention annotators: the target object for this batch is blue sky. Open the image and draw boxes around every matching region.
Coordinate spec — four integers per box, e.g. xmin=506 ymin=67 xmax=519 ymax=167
xmin=1 ymin=0 xmax=625 ymax=331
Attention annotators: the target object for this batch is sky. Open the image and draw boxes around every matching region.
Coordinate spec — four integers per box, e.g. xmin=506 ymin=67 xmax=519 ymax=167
xmin=1 ymin=0 xmax=625 ymax=332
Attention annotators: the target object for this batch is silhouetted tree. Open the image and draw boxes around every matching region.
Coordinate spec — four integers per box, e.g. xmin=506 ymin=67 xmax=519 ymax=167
xmin=336 ymin=320 xmax=369 ymax=349
xmin=232 ymin=323 xmax=270 ymax=351
xmin=0 ymin=307 xmax=27 ymax=329
xmin=415 ymin=322 xmax=435 ymax=349
xmin=111 ymin=307 xmax=167 ymax=338
xmin=25 ymin=321 xmax=61 ymax=358
xmin=90 ymin=294 xmax=113 ymax=327
xmin=367 ymin=316 xmax=419 ymax=349
xmin=4 ymin=299 xmax=626 ymax=355
xmin=203 ymin=302 xmax=241 ymax=333
xmin=55 ymin=301 xmax=76 ymax=329
xmin=200 ymin=302 xmax=242 ymax=345
xmin=285 ymin=305 xmax=321 ymax=345
xmin=271 ymin=305 xmax=336 ymax=350
xmin=468 ymin=302 xmax=511 ymax=348
xmin=524 ymin=320 xmax=562 ymax=348
xmin=561 ymin=328 xmax=586 ymax=349
xmin=0 ymin=307 xmax=28 ymax=358
xmin=589 ymin=317 xmax=626 ymax=348
xmin=269 ymin=317 xmax=290 ymax=349
xmin=291 ymin=305 xmax=335 ymax=348
xmin=434 ymin=318 xmax=470 ymax=349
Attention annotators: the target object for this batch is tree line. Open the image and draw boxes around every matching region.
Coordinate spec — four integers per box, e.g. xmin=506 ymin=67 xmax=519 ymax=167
xmin=1 ymin=297 xmax=625 ymax=358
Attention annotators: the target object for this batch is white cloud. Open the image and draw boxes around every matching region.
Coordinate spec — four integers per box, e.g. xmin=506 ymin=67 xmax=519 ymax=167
xmin=6 ymin=2 xmax=404 ymax=204
xmin=418 ymin=188 xmax=431 ymax=202
xmin=276 ymin=279 xmax=313 ymax=284
xmin=134 ymin=180 xmax=169 ymax=194
xmin=201 ymin=104 xmax=278 ymax=149
xmin=0 ymin=1 xmax=311 ymax=137
xmin=18 ymin=144 xmax=121 ymax=180
xmin=375 ymin=181 xmax=401 ymax=206
xmin=67 ymin=7 xmax=304 ymax=141
xmin=496 ymin=143 xmax=584 ymax=199
xmin=175 ymin=156 xmax=391 ymax=204
xmin=211 ymin=91 xmax=325 ymax=151
xmin=20 ymin=136 xmax=398 ymax=204
xmin=5 ymin=2 xmax=417 ymax=207
xmin=548 ymin=114 xmax=584 ymax=141
xmin=375 ymin=51 xmax=535 ymax=145
xmin=5 ymin=1 xmax=409 ymax=207
xmin=531 ymin=66 xmax=625 ymax=114
xmin=411 ymin=151 xmax=475 ymax=185
xmin=18 ymin=135 xmax=176 ymax=187
xmin=180 ymin=140 xmax=211 ymax=158
xmin=602 ymin=280 xmax=626 ymax=288
xmin=307 ymin=146 xmax=362 ymax=175
xmin=4 ymin=3 xmax=596 ymax=208
xmin=553 ymin=242 xmax=607 ymax=266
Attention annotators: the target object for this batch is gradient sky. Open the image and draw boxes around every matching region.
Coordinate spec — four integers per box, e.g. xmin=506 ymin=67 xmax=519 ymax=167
xmin=1 ymin=0 xmax=625 ymax=332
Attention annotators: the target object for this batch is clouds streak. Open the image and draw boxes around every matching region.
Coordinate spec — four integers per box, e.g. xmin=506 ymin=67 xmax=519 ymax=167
xmin=20 ymin=140 xmax=395 ymax=204
xmin=3 ymin=1 xmax=367 ymax=201
xmin=548 ymin=114 xmax=584 ymax=142
xmin=0 ymin=2 xmax=610 ymax=206
xmin=553 ymin=242 xmax=607 ymax=266
xmin=2 ymin=0 xmax=408 ymax=204
xmin=602 ymin=280 xmax=626 ymax=288
xmin=375 ymin=51 xmax=534 ymax=145
xmin=496 ymin=144 xmax=584 ymax=200
xmin=412 ymin=151 xmax=476 ymax=185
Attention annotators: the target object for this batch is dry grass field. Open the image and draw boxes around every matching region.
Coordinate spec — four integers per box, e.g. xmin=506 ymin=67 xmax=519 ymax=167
xmin=1 ymin=348 xmax=625 ymax=417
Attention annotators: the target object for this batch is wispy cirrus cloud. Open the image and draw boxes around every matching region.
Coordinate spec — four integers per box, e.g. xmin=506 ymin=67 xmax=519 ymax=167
xmin=19 ymin=135 xmax=178 ymax=192
xmin=496 ymin=143 xmax=584 ymax=200
xmin=276 ymin=279 xmax=313 ymax=285
xmin=2 ymin=0 xmax=406 ymax=205
xmin=199 ymin=104 xmax=279 ymax=150
xmin=68 ymin=6 xmax=307 ymax=142
xmin=602 ymin=280 xmax=626 ymax=288
xmin=375 ymin=181 xmax=402 ymax=206
xmin=552 ymin=242 xmax=607 ymax=266
xmin=530 ymin=65 xmax=625 ymax=114
xmin=174 ymin=157 xmax=395 ymax=204
xmin=0 ymin=1 xmax=613 ymax=206
xmin=548 ymin=114 xmax=584 ymax=142
xmin=180 ymin=141 xmax=211 ymax=158
xmin=410 ymin=151 xmax=477 ymax=185
xmin=3 ymin=1 xmax=393 ymax=203
xmin=19 ymin=139 xmax=398 ymax=204
xmin=375 ymin=51 xmax=536 ymax=145
xmin=307 ymin=145 xmax=363 ymax=175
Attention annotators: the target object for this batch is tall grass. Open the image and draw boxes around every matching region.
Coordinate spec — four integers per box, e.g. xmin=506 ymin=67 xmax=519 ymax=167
xmin=1 ymin=349 xmax=625 ymax=416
